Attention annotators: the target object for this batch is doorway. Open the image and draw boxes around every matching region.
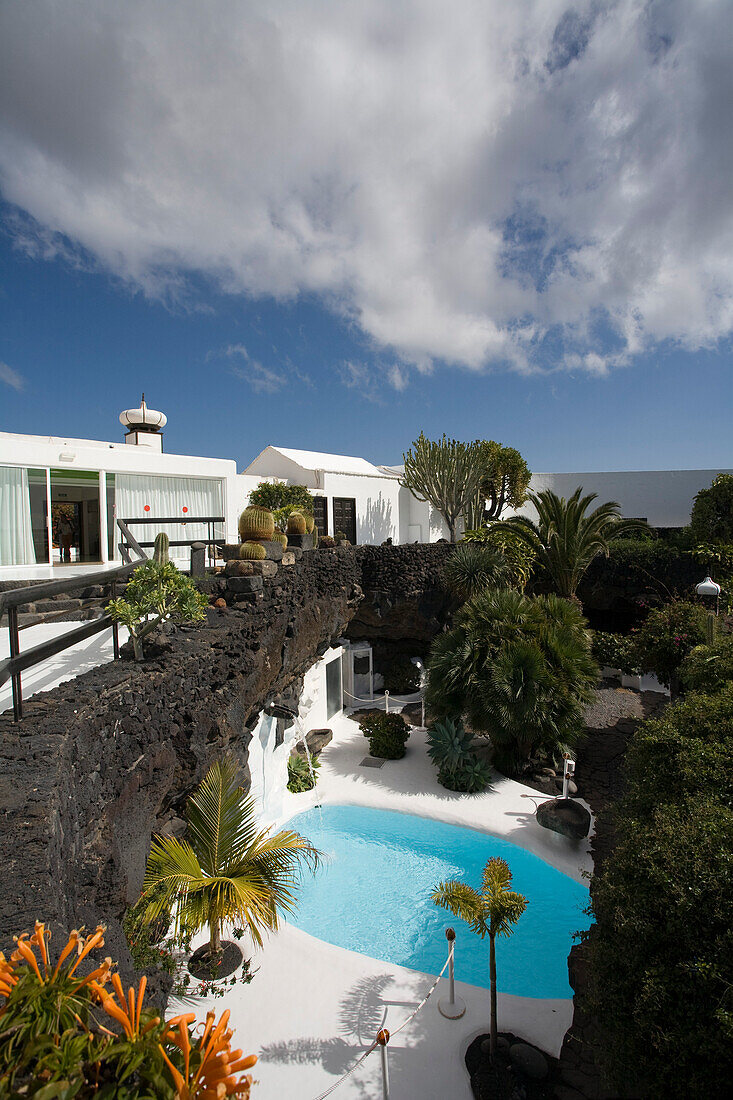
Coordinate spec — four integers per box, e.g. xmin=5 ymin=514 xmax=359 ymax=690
xmin=50 ymin=470 xmax=101 ymax=563
xmin=332 ymin=497 xmax=357 ymax=544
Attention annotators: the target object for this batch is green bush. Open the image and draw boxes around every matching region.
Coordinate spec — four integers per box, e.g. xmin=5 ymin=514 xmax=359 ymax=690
xmin=591 ymin=630 xmax=640 ymax=674
xmin=586 ymin=683 xmax=733 ymax=1098
xmin=680 ymin=635 xmax=733 ymax=695
xmin=461 ymin=524 xmax=536 ymax=589
xmin=631 ymin=600 xmax=708 ymax=693
xmin=359 ymin=711 xmax=410 ymax=759
xmin=106 ymin=559 xmax=208 ymax=661
xmin=426 ymin=717 xmax=475 ymax=774
xmin=440 ymin=755 xmax=493 ymax=793
xmin=690 ymin=473 xmax=733 ymax=543
xmin=249 ymin=481 xmax=315 ymax=516
xmin=287 ymin=753 xmax=320 ymax=793
xmin=426 ymin=588 xmax=597 ymax=774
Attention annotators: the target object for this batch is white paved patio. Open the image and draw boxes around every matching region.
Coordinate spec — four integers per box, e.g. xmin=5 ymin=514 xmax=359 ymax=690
xmin=169 ymin=712 xmax=594 ymax=1100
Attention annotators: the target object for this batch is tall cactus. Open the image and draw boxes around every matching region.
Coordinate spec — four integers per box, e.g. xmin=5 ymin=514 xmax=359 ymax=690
xmin=286 ymin=511 xmax=307 ymax=535
xmin=239 ymin=506 xmax=275 ymax=541
xmin=153 ymin=532 xmax=170 ymax=564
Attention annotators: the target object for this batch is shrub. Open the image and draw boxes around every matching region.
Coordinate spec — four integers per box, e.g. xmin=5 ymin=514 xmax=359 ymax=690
xmin=319 ymin=534 xmax=336 ymax=547
xmin=591 ymin=630 xmax=640 ymax=674
xmin=441 ymin=755 xmax=493 ymax=793
xmin=426 ymin=588 xmax=597 ymax=774
xmin=239 ymin=541 xmax=267 ymax=560
xmin=106 ymin=559 xmax=208 ymax=661
xmin=0 ymin=921 xmax=257 ymax=1097
xmin=359 ymin=711 xmax=410 ymax=759
xmin=444 ymin=542 xmax=513 ymax=601
xmin=462 ymin=524 xmax=536 ymax=589
xmin=680 ymin=635 xmax=733 ymax=695
xmin=631 ymin=599 xmax=708 ymax=693
xmin=249 ymin=481 xmax=314 ymax=516
xmin=287 ymin=753 xmax=320 ymax=793
xmin=690 ymin=473 xmax=733 ymax=543
xmin=586 ymin=682 xmax=733 ymax=1098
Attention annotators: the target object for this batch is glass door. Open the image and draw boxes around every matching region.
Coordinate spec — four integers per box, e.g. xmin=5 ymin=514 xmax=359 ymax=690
xmin=50 ymin=469 xmax=101 ymax=563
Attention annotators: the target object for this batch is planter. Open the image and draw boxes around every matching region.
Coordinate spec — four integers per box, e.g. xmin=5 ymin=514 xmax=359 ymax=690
xmin=188 ymin=940 xmax=243 ymax=980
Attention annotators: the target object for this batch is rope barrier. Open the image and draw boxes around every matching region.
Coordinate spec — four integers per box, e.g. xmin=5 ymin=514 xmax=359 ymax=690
xmin=342 ymin=689 xmax=423 ymax=708
xmin=307 ymin=941 xmax=453 ymax=1100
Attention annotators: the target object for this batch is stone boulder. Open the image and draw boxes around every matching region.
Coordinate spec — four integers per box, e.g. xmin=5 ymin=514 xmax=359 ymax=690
xmin=536 ymin=797 xmax=591 ymax=840
xmin=287 ymin=533 xmax=315 ymax=551
xmin=250 ymin=539 xmax=284 ymax=561
xmin=509 ymin=1042 xmax=549 ymax=1080
xmin=220 ymin=543 xmax=241 ymax=561
xmin=293 ymin=728 xmax=333 ymax=758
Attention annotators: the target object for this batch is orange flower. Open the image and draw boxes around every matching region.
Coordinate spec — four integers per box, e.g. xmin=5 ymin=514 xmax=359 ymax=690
xmin=161 ymin=1010 xmax=256 ymax=1099
xmin=98 ymin=974 xmax=159 ymax=1040
xmin=9 ymin=924 xmax=110 ymax=994
xmin=0 ymin=952 xmax=18 ymax=1002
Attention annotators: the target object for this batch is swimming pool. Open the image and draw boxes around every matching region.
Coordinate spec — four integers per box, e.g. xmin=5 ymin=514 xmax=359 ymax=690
xmin=287 ymin=804 xmax=591 ymax=999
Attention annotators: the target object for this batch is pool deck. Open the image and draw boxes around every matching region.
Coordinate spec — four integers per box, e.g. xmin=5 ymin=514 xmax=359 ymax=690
xmin=168 ymin=712 xmax=594 ymax=1100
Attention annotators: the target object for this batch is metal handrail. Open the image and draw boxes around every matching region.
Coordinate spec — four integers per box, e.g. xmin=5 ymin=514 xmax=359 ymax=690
xmin=117 ymin=516 xmax=224 ymax=566
xmin=0 ymin=615 xmax=117 ymax=690
xmin=0 ymin=561 xmax=140 ymax=617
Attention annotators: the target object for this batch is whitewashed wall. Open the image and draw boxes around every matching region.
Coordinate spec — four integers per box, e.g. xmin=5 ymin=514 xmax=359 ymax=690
xmin=513 ymin=469 xmax=733 ymax=528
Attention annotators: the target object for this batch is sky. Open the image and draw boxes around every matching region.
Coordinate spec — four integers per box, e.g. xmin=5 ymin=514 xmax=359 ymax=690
xmin=1 ymin=0 xmax=731 ymax=473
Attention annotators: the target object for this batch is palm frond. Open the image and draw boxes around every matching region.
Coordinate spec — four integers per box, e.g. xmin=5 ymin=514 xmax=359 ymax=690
xmin=432 ymin=880 xmax=488 ymax=937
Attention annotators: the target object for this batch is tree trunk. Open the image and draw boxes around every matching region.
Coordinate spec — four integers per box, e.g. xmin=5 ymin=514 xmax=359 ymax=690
xmin=209 ymin=903 xmax=221 ymax=956
xmin=489 ymin=933 xmax=497 ymax=1061
xmin=448 ymin=518 xmax=457 ymax=543
xmin=132 ymin=633 xmax=144 ymax=662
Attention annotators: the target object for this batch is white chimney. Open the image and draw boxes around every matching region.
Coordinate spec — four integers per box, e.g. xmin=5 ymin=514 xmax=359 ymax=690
xmin=119 ymin=394 xmax=167 ymax=451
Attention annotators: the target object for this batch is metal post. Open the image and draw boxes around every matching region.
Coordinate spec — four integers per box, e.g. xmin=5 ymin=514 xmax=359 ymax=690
xmin=110 ymin=580 xmax=119 ymax=660
xmin=376 ymin=1029 xmax=390 ymax=1100
xmin=439 ymin=928 xmax=466 ymax=1019
xmin=421 ymin=693 xmax=425 ymax=728
xmin=562 ymin=754 xmax=575 ymax=799
xmin=384 ymin=689 xmax=389 ymax=713
xmin=8 ymin=606 xmax=22 ymax=722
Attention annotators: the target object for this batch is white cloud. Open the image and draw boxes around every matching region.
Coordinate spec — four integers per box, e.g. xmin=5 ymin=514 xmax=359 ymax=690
xmin=0 ymin=362 xmax=24 ymax=391
xmin=224 ymin=344 xmax=285 ymax=394
xmin=1 ymin=0 xmax=731 ymax=379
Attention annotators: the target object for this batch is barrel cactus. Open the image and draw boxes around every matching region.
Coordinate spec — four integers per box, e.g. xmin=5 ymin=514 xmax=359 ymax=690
xmin=305 ymin=515 xmax=315 ymax=534
xmin=287 ymin=511 xmax=307 ymax=535
xmin=239 ymin=541 xmax=267 ymax=561
xmin=239 ymin=506 xmax=275 ymax=541
xmin=272 ymin=531 xmax=288 ymax=548
xmin=153 ymin=532 xmax=170 ymax=564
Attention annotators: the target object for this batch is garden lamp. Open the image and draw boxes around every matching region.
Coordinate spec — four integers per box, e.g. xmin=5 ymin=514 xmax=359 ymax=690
xmin=695 ymin=575 xmax=721 ymax=645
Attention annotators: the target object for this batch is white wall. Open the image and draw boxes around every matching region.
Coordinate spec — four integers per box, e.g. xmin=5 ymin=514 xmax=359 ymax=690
xmin=322 ymin=471 xmax=401 ymax=543
xmin=514 ymin=468 xmax=733 ymax=528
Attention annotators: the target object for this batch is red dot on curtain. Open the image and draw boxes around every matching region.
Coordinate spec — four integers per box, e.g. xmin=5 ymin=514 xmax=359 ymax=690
xmin=144 ymin=505 xmax=150 ymax=512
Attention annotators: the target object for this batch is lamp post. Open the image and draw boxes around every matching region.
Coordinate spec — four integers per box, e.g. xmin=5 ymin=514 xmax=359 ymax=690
xmin=695 ymin=575 xmax=721 ymax=645
xmin=411 ymin=657 xmax=426 ymax=727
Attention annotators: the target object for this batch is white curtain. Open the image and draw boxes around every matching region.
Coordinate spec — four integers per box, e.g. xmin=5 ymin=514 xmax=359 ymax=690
xmin=114 ymin=474 xmax=224 ymax=560
xmin=0 ymin=465 xmax=37 ymax=566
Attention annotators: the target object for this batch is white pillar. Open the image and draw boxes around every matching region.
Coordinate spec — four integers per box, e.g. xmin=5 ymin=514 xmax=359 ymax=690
xmin=99 ymin=470 xmax=109 ymax=563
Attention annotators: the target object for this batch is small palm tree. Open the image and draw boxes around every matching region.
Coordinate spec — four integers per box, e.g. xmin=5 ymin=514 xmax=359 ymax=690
xmin=502 ymin=488 xmax=647 ymax=599
xmin=432 ymin=858 xmax=527 ymax=1061
xmin=141 ymin=758 xmax=319 ymax=958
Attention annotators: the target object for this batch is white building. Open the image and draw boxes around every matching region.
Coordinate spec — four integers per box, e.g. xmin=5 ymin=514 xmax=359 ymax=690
xmin=243 ymin=446 xmax=449 ymax=545
xmin=1 ymin=402 xmax=730 ymax=578
xmin=0 ymin=398 xmax=240 ymax=578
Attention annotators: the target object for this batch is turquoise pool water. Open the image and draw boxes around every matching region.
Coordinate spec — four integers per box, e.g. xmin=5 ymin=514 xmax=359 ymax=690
xmin=288 ymin=804 xmax=591 ymax=999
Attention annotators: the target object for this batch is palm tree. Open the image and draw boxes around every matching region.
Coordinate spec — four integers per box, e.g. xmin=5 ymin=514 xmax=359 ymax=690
xmin=443 ymin=543 xmax=514 ymax=602
xmin=141 ymin=759 xmax=319 ymax=958
xmin=432 ymin=858 xmax=527 ymax=1061
xmin=425 ymin=587 xmax=597 ymax=773
xmin=502 ymin=488 xmax=647 ymax=599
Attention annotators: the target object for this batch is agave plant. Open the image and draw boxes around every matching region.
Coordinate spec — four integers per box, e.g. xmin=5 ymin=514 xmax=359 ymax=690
xmin=142 ymin=758 xmax=320 ymax=956
xmin=502 ymin=488 xmax=647 ymax=599
xmin=433 ymin=858 xmax=527 ymax=1061
xmin=426 ymin=718 xmax=476 ymax=775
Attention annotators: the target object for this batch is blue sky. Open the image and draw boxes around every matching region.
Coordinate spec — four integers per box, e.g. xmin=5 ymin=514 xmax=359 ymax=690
xmin=1 ymin=1 xmax=731 ymax=474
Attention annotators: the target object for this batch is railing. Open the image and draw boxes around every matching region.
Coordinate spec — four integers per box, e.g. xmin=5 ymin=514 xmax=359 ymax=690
xmin=0 ymin=551 xmax=146 ymax=723
xmin=117 ymin=516 xmax=224 ymax=567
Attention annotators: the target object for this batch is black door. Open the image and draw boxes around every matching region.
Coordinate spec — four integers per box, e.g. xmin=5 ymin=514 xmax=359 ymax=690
xmin=332 ymin=497 xmax=357 ymax=544
xmin=312 ymin=496 xmax=328 ymax=537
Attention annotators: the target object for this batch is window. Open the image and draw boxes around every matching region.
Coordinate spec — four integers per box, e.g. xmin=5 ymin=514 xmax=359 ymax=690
xmin=325 ymin=657 xmax=342 ymax=720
